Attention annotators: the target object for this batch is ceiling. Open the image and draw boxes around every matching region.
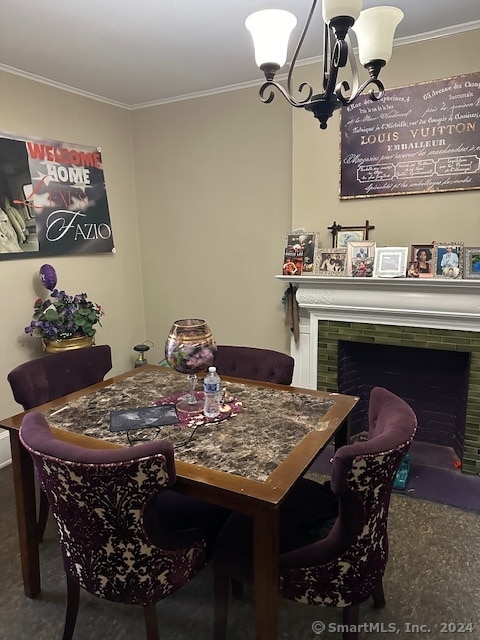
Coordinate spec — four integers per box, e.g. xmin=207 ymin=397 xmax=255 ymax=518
xmin=1 ymin=0 xmax=479 ymax=109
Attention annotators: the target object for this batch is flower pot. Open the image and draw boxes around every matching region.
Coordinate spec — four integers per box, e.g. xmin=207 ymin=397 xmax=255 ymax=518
xmin=42 ymin=335 xmax=95 ymax=353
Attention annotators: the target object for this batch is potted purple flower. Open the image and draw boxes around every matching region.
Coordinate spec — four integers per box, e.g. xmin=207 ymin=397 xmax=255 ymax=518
xmin=25 ymin=265 xmax=104 ymax=352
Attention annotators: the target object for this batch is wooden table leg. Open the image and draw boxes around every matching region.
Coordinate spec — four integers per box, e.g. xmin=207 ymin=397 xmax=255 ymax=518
xmin=334 ymin=416 xmax=351 ymax=450
xmin=253 ymin=506 xmax=279 ymax=640
xmin=9 ymin=431 xmax=41 ymax=598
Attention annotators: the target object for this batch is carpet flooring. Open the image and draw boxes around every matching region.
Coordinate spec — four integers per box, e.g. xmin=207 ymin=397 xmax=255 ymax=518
xmin=0 ymin=462 xmax=479 ymax=640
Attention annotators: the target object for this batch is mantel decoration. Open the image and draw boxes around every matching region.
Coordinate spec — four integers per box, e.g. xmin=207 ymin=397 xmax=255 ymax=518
xmin=245 ymin=0 xmax=403 ymax=129
xmin=25 ymin=264 xmax=104 ymax=352
xmin=280 ymin=230 xmax=480 ymax=280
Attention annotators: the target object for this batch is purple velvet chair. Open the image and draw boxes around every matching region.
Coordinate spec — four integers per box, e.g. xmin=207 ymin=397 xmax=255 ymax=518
xmin=212 ymin=387 xmax=417 ymax=640
xmin=7 ymin=345 xmax=113 ymax=539
xmin=7 ymin=344 xmax=113 ymax=409
xmin=20 ymin=411 xmax=227 ymax=640
xmin=213 ymin=345 xmax=294 ymax=385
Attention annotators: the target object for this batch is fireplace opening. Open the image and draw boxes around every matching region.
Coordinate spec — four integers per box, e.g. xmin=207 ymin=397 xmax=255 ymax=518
xmin=337 ymin=340 xmax=470 ymax=461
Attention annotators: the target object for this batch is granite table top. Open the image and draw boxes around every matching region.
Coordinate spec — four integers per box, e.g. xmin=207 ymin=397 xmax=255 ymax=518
xmin=44 ymin=367 xmax=338 ymax=483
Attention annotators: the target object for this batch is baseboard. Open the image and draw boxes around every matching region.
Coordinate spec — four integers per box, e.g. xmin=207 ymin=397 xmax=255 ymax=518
xmin=0 ymin=431 xmax=11 ymax=468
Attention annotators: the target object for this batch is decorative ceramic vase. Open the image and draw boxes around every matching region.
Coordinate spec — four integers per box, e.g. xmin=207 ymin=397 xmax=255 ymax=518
xmin=42 ymin=335 xmax=95 ymax=353
xmin=165 ymin=319 xmax=217 ymax=412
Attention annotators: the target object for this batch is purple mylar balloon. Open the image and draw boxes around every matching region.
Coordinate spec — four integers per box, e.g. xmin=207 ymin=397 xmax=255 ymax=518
xmin=39 ymin=264 xmax=57 ymax=291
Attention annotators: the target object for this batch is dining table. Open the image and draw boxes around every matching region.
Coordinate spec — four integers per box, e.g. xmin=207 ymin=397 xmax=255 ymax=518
xmin=0 ymin=363 xmax=358 ymax=640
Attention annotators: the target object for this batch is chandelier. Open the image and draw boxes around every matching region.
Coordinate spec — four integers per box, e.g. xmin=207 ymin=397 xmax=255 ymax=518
xmin=245 ymin=1 xmax=404 ymax=129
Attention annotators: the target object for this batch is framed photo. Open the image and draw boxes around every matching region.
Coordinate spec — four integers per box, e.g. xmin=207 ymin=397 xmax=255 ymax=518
xmin=329 ymin=219 xmax=375 ymax=248
xmin=407 ymin=244 xmax=434 ymax=279
xmin=314 ymin=248 xmax=347 ymax=276
xmin=282 ymin=246 xmax=303 ymax=276
xmin=464 ymin=247 xmax=480 ymax=279
xmin=335 ymin=228 xmax=366 ymax=248
xmin=346 ymin=241 xmax=376 ymax=277
xmin=373 ymin=247 xmax=409 ymax=278
xmin=433 ymin=242 xmax=464 ymax=279
xmin=285 ymin=232 xmax=318 ymax=274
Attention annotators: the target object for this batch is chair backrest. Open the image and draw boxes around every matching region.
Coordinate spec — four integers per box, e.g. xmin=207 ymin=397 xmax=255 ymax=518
xmin=213 ymin=345 xmax=294 ymax=385
xmin=280 ymin=387 xmax=417 ymax=606
xmin=7 ymin=344 xmax=112 ymax=409
xmin=19 ymin=412 xmax=206 ymax=605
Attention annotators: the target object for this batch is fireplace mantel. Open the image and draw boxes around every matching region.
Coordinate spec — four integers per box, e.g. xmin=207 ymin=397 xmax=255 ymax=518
xmin=277 ymin=275 xmax=480 ymax=389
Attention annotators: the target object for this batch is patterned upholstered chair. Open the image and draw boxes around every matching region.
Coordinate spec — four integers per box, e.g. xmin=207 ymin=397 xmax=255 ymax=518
xmin=20 ymin=411 xmax=225 ymax=640
xmin=213 ymin=345 xmax=294 ymax=385
xmin=8 ymin=345 xmax=113 ymax=540
xmin=212 ymin=387 xmax=417 ymax=640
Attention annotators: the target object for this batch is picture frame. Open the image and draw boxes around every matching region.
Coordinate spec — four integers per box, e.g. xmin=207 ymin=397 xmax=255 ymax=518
xmin=328 ymin=219 xmax=375 ymax=248
xmin=406 ymin=244 xmax=434 ymax=279
xmin=314 ymin=248 xmax=347 ymax=276
xmin=0 ymin=131 xmax=115 ymax=260
xmin=335 ymin=228 xmax=366 ymax=248
xmin=346 ymin=241 xmax=376 ymax=277
xmin=285 ymin=232 xmax=318 ymax=274
xmin=340 ymin=73 xmax=480 ymax=199
xmin=464 ymin=247 xmax=480 ymax=279
xmin=282 ymin=246 xmax=303 ymax=276
xmin=373 ymin=247 xmax=409 ymax=278
xmin=432 ymin=242 xmax=464 ymax=279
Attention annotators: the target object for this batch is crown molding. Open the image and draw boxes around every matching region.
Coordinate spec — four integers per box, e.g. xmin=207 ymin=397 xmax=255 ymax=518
xmin=1 ymin=21 xmax=479 ymax=111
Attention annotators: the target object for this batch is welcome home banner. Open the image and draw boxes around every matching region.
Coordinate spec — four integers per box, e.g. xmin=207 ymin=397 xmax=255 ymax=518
xmin=0 ymin=131 xmax=114 ymax=260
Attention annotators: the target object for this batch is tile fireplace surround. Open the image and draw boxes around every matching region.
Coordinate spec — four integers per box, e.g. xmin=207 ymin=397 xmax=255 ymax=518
xmin=278 ymin=276 xmax=480 ymax=475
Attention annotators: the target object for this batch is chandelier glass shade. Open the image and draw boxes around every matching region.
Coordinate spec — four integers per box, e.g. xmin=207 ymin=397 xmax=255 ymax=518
xmin=245 ymin=0 xmax=404 ymax=129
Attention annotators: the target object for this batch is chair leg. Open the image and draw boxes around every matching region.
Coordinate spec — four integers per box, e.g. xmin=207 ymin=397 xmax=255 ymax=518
xmin=37 ymin=489 xmax=50 ymax=542
xmin=143 ymin=603 xmax=160 ymax=640
xmin=62 ymin=574 xmax=80 ymax=640
xmin=213 ymin=572 xmax=230 ymax=640
xmin=342 ymin=604 xmax=359 ymax=640
xmin=372 ymin=580 xmax=386 ymax=608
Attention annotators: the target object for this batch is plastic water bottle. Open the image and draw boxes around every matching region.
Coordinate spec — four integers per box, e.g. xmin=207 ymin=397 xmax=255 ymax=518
xmin=203 ymin=366 xmax=221 ymax=418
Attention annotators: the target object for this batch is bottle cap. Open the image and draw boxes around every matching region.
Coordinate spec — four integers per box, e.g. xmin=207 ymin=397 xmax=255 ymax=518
xmin=208 ymin=366 xmax=216 ymax=372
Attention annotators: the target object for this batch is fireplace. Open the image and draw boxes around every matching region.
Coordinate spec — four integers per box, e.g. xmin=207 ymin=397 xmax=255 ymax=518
xmin=279 ymin=275 xmax=480 ymax=475
xmin=337 ymin=339 xmax=469 ymax=460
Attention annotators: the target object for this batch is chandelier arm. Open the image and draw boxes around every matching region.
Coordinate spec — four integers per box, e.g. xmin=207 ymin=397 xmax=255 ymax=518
xmin=359 ymin=76 xmax=385 ymax=102
xmin=335 ymin=76 xmax=385 ymax=106
xmin=322 ymin=22 xmax=332 ymax=92
xmin=259 ymin=81 xmax=312 ymax=108
xmin=344 ymin=34 xmax=359 ymax=99
xmin=333 ymin=34 xmax=383 ymax=105
xmin=287 ymin=0 xmax=318 ymax=98
xmin=322 ymin=38 xmax=348 ymax=99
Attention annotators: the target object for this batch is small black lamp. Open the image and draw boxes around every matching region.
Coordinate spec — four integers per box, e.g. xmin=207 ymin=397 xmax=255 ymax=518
xmin=133 ymin=341 xmax=154 ymax=367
